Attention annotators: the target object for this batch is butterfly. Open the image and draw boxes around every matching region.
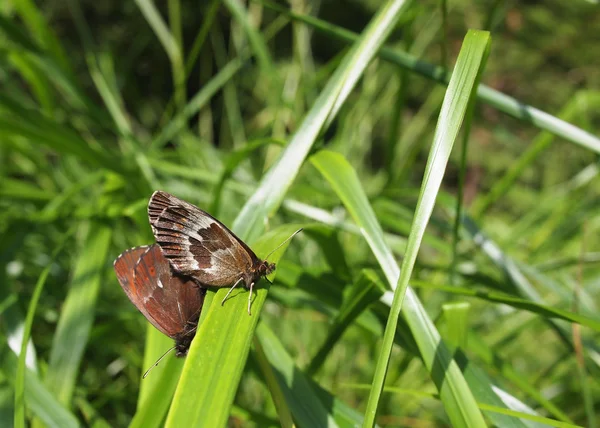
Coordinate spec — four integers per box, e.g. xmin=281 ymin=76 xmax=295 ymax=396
xmin=147 ymin=190 xmax=301 ymax=315
xmin=114 ymin=244 xmax=206 ymax=370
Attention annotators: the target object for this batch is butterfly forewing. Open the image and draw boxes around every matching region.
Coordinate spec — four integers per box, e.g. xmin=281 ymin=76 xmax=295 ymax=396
xmin=148 ymin=191 xmax=256 ymax=287
xmin=114 ymin=246 xmax=150 ymax=304
xmin=114 ymin=244 xmax=205 ymax=342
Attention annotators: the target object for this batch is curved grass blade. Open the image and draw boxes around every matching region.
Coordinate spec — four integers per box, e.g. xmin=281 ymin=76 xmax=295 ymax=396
xmin=166 ymin=2 xmax=413 ymax=426
xmin=281 ymin=195 xmax=566 ymax=427
xmin=281 ymin=194 xmax=565 ymax=426
xmin=311 ymin=29 xmax=493 ymax=422
xmin=312 ymin=148 xmax=486 ymax=427
xmin=363 ymin=29 xmax=490 ymax=426
xmin=261 ymin=1 xmax=600 ymax=154
xmin=45 ymin=222 xmax=112 ymax=405
xmin=232 ymin=0 xmax=413 ymax=243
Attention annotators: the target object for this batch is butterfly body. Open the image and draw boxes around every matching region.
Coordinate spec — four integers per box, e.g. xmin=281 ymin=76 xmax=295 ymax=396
xmin=148 ymin=191 xmax=275 ymax=314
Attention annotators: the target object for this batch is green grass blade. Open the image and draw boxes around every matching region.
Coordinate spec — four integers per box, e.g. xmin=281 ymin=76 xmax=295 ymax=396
xmin=309 ymin=148 xmax=517 ymax=426
xmin=307 ymin=269 xmax=385 ymax=376
xmin=15 ymin=265 xmax=50 ymax=428
xmin=45 ymin=222 xmax=112 ymax=405
xmin=165 ymin=225 xmax=302 ymax=427
xmin=165 ymin=2 xmax=412 ymax=425
xmin=312 ymin=32 xmax=492 ymax=426
xmin=440 ymin=302 xmax=470 ymax=350
xmin=412 ymin=280 xmax=600 ymax=331
xmin=253 ymin=336 xmax=294 ymax=428
xmin=367 ymin=29 xmax=489 ymax=426
xmin=256 ymin=322 xmax=365 ymax=427
xmin=133 ymin=0 xmax=181 ymax=77
xmin=0 ymin=339 xmax=79 ymax=428
xmin=151 ymin=57 xmax=244 ymax=149
xmin=232 ymin=0 xmax=413 ymax=243
xmin=262 ymin=1 xmax=600 ymax=154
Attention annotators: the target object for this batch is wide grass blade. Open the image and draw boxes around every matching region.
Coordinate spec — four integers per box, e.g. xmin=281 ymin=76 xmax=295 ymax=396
xmin=45 ymin=222 xmax=112 ymax=405
xmin=165 ymin=225 xmax=301 ymax=427
xmin=165 ymin=1 xmax=412 ymax=426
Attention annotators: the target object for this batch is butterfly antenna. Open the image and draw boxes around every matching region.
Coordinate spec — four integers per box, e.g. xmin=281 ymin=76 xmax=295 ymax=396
xmin=264 ymin=228 xmax=303 ymax=260
xmin=142 ymin=346 xmax=176 ymax=379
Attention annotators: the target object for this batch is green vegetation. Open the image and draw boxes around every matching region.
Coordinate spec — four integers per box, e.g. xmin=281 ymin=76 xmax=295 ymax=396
xmin=1 ymin=1 xmax=598 ymax=426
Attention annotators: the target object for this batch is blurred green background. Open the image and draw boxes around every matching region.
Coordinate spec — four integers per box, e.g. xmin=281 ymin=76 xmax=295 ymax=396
xmin=1 ymin=0 xmax=599 ymax=427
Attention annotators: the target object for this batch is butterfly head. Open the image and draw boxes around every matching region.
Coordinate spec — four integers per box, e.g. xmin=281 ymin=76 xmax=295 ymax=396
xmin=258 ymin=260 xmax=276 ymax=277
xmin=174 ymin=336 xmax=192 ymax=357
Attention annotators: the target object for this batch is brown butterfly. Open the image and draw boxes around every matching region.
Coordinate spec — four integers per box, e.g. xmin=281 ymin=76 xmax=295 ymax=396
xmin=114 ymin=244 xmax=206 ymax=374
xmin=148 ymin=190 xmax=301 ymax=315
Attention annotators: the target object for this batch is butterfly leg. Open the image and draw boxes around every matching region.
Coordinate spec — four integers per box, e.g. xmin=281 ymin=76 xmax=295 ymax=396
xmin=247 ymin=282 xmax=254 ymax=316
xmin=221 ymin=277 xmax=244 ymax=306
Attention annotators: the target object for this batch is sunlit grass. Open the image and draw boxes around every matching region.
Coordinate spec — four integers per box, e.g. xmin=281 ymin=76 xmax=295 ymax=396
xmin=1 ymin=1 xmax=598 ymax=427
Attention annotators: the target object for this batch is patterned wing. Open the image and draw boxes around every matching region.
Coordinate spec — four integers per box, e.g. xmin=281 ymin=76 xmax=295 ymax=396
xmin=148 ymin=191 xmax=255 ymax=287
xmin=114 ymin=246 xmax=150 ymax=309
xmin=115 ymin=244 xmax=205 ymax=338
